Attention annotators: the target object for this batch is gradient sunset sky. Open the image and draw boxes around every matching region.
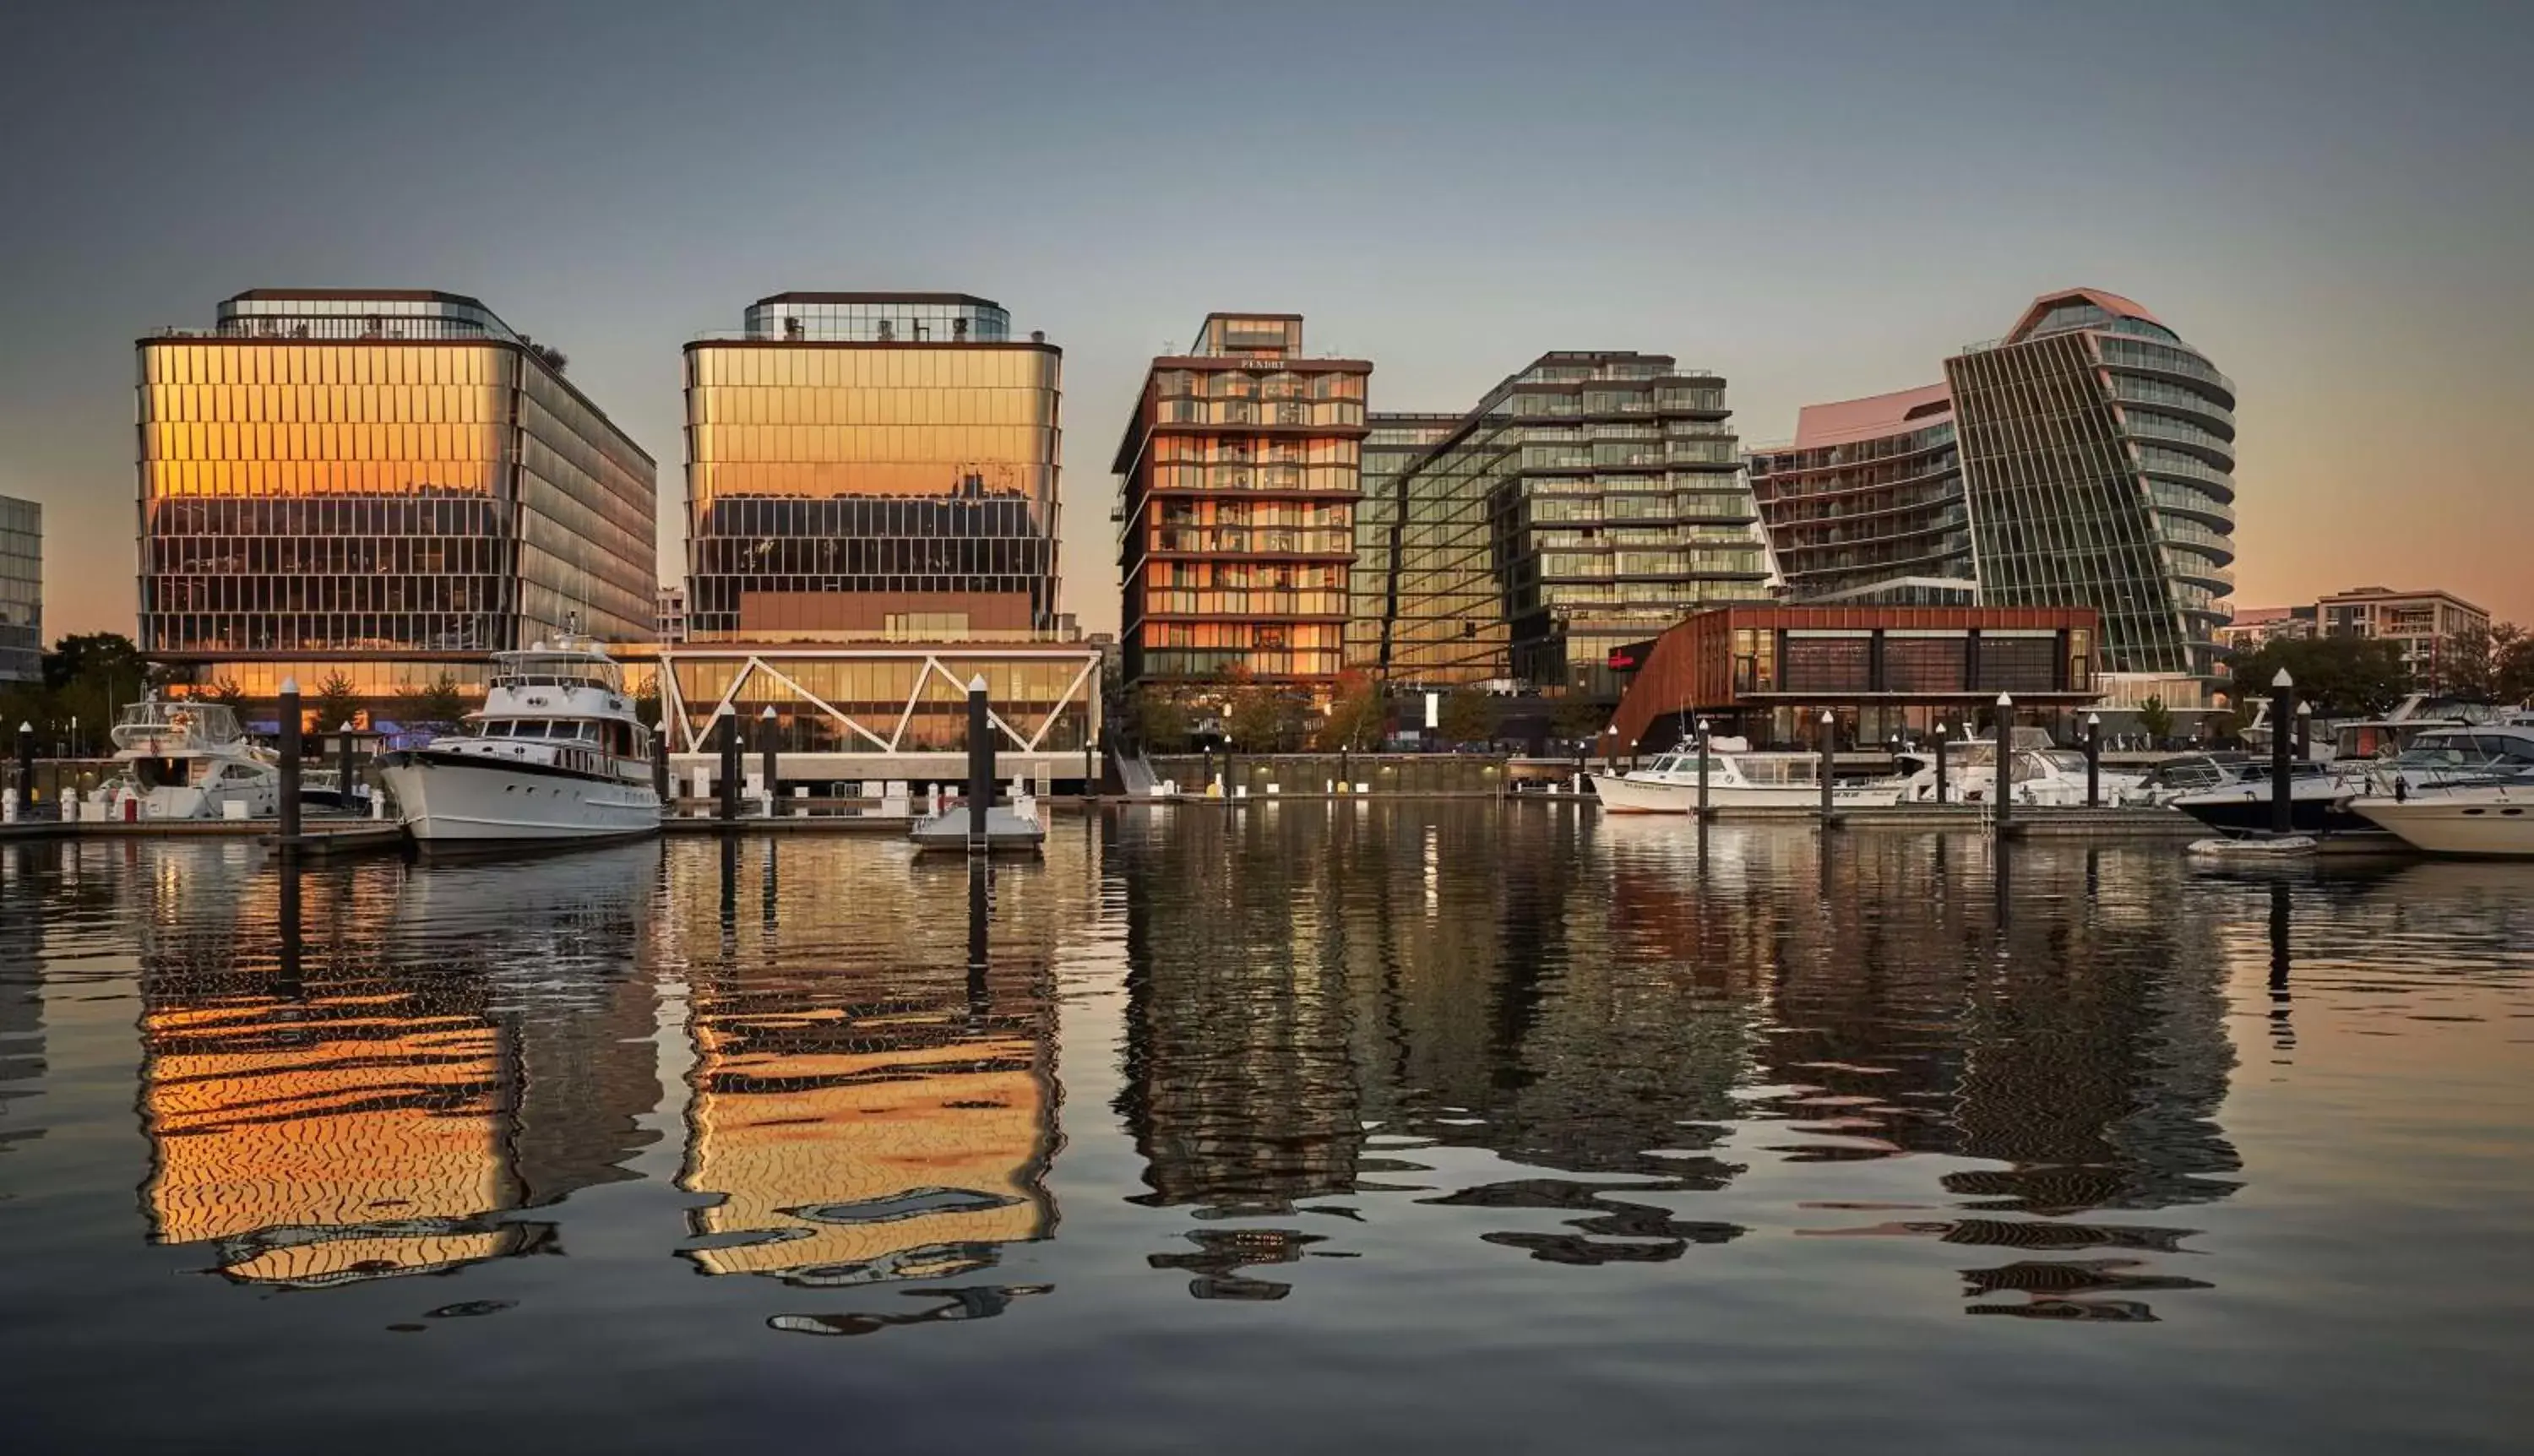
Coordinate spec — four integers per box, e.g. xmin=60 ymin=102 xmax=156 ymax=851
xmin=3 ymin=0 xmax=2528 ymax=638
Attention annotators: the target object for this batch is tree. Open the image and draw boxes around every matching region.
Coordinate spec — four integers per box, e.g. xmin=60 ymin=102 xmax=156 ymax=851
xmin=1314 ymin=672 xmax=1385 ymax=752
xmin=1227 ymin=685 xmax=1304 ymax=753
xmin=2494 ymin=622 xmax=2534 ymax=706
xmin=1133 ymin=687 xmax=1193 ymax=752
xmin=199 ymin=677 xmax=249 ymax=714
xmin=2439 ymin=627 xmax=2499 ymax=701
xmin=313 ymin=671 xmax=362 ymax=731
xmin=2225 ymin=636 xmax=2411 ymax=717
xmin=2136 ymin=695 xmax=2175 ymax=745
xmin=414 ymin=672 xmax=468 ymax=730
xmin=1438 ymin=689 xmax=1493 ymax=748
xmin=1550 ymin=696 xmax=1607 ymax=748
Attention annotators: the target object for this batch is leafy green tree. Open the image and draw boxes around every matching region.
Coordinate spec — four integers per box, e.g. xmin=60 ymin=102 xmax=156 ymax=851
xmin=312 ymin=671 xmax=362 ymax=731
xmin=1438 ymin=689 xmax=1493 ymax=747
xmin=414 ymin=673 xmax=468 ymax=729
xmin=2226 ymin=636 xmax=2411 ymax=717
xmin=2136 ymin=695 xmax=2175 ymax=744
xmin=1132 ymin=687 xmax=1192 ymax=752
xmin=2494 ymin=622 xmax=2534 ymax=705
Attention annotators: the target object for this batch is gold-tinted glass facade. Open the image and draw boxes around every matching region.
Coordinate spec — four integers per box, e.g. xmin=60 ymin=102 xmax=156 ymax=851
xmin=0 ymin=494 xmax=39 ymax=684
xmin=683 ymin=315 xmax=1063 ymax=640
xmin=1113 ymin=313 xmax=1370 ymax=692
xmin=137 ymin=302 xmax=656 ymax=701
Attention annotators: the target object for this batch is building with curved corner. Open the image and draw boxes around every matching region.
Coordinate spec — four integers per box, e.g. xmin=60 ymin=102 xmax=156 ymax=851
xmin=1751 ymin=288 xmax=2237 ymax=714
xmin=136 ymin=289 xmax=657 ymax=704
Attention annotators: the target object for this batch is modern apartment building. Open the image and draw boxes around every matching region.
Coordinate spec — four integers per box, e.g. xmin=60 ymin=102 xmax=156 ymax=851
xmin=1346 ymin=412 xmax=1460 ymax=673
xmin=0 ymin=495 xmax=38 ymax=684
xmin=1113 ymin=314 xmax=1371 ymax=694
xmin=1751 ymin=288 xmax=2238 ymax=710
xmin=1746 ymin=383 xmax=1971 ymax=606
xmin=682 ymin=292 xmax=1061 ymax=641
xmin=1382 ymin=352 xmax=1770 ymax=699
xmin=136 ymin=290 xmax=656 ymax=701
xmin=2319 ymin=585 xmax=2490 ymax=690
xmin=2214 ymin=605 xmax=2317 ymax=654
xmin=654 ymin=584 xmax=688 ymax=644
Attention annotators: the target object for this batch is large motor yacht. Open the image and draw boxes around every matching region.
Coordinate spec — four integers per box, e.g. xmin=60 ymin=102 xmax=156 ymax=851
xmin=2352 ymin=781 xmax=2534 ymax=857
xmin=376 ymin=638 xmax=661 ymax=845
xmin=96 ymin=700 xmax=282 ymax=820
xmin=1589 ymin=737 xmax=1909 ymax=812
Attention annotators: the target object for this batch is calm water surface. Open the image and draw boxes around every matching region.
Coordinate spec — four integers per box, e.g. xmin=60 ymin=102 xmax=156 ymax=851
xmin=3 ymin=807 xmax=2530 ymax=1453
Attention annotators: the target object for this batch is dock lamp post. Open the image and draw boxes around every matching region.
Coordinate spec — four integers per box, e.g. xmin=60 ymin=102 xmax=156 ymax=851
xmin=2084 ymin=711 xmax=2102 ymax=808
xmin=1224 ymin=734 xmax=1237 ymax=799
xmin=276 ymin=677 xmax=302 ymax=844
xmin=1933 ymin=722 xmax=1949 ymax=805
xmin=2295 ymin=701 xmax=2314 ymax=763
xmin=1818 ymin=709 xmax=1836 ymax=822
xmin=1629 ymin=736 xmax=1640 ymax=773
xmin=1695 ymin=718 xmax=1710 ymax=817
xmin=2270 ymin=669 xmax=2296 ymax=836
xmin=1992 ymin=693 xmax=2014 ymax=834
xmin=759 ymin=705 xmax=778 ymax=817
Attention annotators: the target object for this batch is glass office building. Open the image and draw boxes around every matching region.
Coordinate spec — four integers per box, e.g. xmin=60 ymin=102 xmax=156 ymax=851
xmin=682 ymin=293 xmax=1062 ymax=641
xmin=1346 ymin=413 xmax=1460 ymax=673
xmin=136 ymin=290 xmax=656 ymax=701
xmin=1113 ymin=314 xmax=1372 ymax=693
xmin=1746 ymin=383 xmax=1976 ymax=606
xmin=0 ymin=495 xmax=38 ymax=684
xmin=1382 ymin=352 xmax=1770 ymax=698
xmin=1944 ymin=288 xmax=2236 ymax=687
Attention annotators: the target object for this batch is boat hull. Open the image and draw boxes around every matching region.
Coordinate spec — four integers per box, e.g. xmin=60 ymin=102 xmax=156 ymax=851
xmin=379 ymin=752 xmax=660 ymax=843
xmin=2351 ymin=796 xmax=2534 ymax=857
xmin=1587 ymin=774 xmax=1904 ymax=813
xmin=2173 ymin=788 xmax=2374 ymax=839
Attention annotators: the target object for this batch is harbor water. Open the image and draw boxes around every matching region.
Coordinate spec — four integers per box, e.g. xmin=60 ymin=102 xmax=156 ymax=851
xmin=1 ymin=805 xmax=2528 ymax=1452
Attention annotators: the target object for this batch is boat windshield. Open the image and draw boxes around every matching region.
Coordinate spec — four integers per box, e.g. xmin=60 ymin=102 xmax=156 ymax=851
xmin=490 ymin=652 xmax=623 ymax=693
xmin=111 ymin=700 xmax=246 ymax=750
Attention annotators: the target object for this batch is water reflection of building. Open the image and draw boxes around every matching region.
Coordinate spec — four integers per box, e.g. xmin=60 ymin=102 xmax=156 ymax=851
xmin=674 ymin=842 xmax=1061 ymax=1286
xmin=133 ymin=847 xmax=660 ymax=1286
xmin=1113 ymin=805 xmax=1760 ymax=1282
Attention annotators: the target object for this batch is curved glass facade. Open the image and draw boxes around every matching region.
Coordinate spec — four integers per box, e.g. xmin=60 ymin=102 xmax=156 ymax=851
xmin=0 ymin=495 xmax=38 ymax=684
xmin=1945 ymin=290 xmax=2237 ymax=682
xmin=136 ymin=292 xmax=657 ymax=700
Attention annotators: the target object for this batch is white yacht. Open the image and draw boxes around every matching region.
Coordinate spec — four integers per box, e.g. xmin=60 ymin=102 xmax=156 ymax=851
xmin=2173 ymin=719 xmax=2534 ymax=839
xmin=376 ymin=638 xmax=661 ymax=845
xmin=1896 ymin=733 xmax=2147 ymax=807
xmin=2352 ymin=782 xmax=2534 ymax=857
xmin=1590 ymin=737 xmax=1909 ymax=812
xmin=96 ymin=700 xmax=281 ymax=820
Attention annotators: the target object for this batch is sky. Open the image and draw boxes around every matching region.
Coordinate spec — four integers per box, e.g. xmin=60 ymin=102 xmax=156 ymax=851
xmin=3 ymin=0 xmax=2530 ymax=639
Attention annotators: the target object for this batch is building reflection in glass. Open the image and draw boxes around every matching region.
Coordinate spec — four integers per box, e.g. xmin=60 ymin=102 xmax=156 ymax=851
xmin=133 ymin=845 xmax=659 ymax=1287
xmin=673 ymin=842 xmax=1060 ymax=1287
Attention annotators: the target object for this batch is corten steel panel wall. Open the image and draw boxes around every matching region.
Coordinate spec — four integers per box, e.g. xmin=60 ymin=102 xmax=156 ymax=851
xmin=137 ymin=329 xmax=657 ymax=700
xmin=1113 ymin=313 xmax=1371 ymax=692
xmin=1945 ymin=296 xmax=2236 ymax=682
xmin=1347 ymin=413 xmax=1461 ymax=672
xmin=1604 ymin=606 xmax=2099 ymax=751
xmin=0 ymin=494 xmax=39 ymax=684
xmin=1382 ymin=353 xmax=1770 ymax=698
xmin=683 ymin=332 xmax=1063 ymax=641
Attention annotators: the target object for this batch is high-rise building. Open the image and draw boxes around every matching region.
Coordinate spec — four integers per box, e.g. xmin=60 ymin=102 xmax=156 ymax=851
xmin=654 ymin=584 xmax=688 ymax=644
xmin=1382 ymin=352 xmax=1769 ymax=698
xmin=2319 ymin=586 xmax=2490 ymax=690
xmin=136 ymin=290 xmax=655 ymax=701
xmin=0 ymin=495 xmax=38 ymax=685
xmin=1751 ymin=288 xmax=2238 ymax=709
xmin=1113 ymin=314 xmax=1371 ymax=695
xmin=682 ymin=293 xmax=1061 ymax=642
xmin=1944 ymin=289 xmax=2236 ymax=692
xmin=1346 ymin=413 xmax=1460 ymax=673
xmin=1746 ymin=383 xmax=1972 ymax=606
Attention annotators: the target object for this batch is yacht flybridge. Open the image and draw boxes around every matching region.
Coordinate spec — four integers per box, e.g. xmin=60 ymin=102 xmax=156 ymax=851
xmin=376 ymin=637 xmax=661 ymax=845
